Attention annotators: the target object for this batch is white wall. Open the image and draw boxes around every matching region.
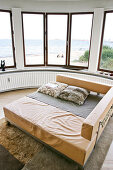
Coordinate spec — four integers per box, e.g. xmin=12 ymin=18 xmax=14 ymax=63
xmin=88 ymin=8 xmax=104 ymax=72
xmin=12 ymin=8 xmax=24 ymax=69
xmin=1 ymin=71 xmax=113 ymax=92
xmin=0 ymin=0 xmax=113 ymax=72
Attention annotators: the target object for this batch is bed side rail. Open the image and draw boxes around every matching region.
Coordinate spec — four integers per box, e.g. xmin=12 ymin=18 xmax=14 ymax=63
xmin=81 ymin=87 xmax=113 ymax=141
xmin=94 ymin=105 xmax=113 ymax=147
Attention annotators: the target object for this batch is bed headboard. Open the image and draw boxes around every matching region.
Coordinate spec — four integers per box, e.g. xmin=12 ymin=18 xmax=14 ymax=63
xmin=56 ymin=74 xmax=111 ymax=94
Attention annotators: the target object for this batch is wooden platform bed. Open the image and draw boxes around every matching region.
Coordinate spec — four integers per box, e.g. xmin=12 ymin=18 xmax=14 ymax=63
xmin=3 ymin=75 xmax=113 ymax=167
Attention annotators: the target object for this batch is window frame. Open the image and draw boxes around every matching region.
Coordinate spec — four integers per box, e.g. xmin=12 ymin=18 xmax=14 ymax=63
xmin=68 ymin=12 xmax=94 ymax=69
xmin=0 ymin=9 xmax=16 ymax=68
xmin=98 ymin=11 xmax=113 ymax=73
xmin=21 ymin=11 xmax=45 ymax=67
xmin=46 ymin=13 xmax=69 ymax=67
xmin=21 ymin=12 xmax=94 ymax=69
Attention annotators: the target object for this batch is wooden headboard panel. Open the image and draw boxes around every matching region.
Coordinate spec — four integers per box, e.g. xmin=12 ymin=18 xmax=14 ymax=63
xmin=56 ymin=74 xmax=111 ymax=94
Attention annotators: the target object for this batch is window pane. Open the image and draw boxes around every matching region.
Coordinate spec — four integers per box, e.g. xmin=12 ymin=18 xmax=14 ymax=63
xmin=48 ymin=15 xmax=68 ymax=65
xmin=70 ymin=14 xmax=93 ymax=67
xmin=100 ymin=13 xmax=113 ymax=71
xmin=0 ymin=12 xmax=14 ymax=67
xmin=23 ymin=14 xmax=44 ymax=65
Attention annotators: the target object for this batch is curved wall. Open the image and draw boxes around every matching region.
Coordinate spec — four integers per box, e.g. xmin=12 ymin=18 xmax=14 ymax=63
xmin=0 ymin=69 xmax=113 ymax=92
xmin=0 ymin=1 xmax=113 ymax=91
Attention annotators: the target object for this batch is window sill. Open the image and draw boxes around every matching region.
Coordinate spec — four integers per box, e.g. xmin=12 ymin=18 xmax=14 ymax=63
xmin=0 ymin=66 xmax=113 ymax=80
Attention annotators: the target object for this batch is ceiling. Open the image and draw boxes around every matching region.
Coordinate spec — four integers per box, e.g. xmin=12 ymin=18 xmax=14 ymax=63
xmin=9 ymin=0 xmax=105 ymax=1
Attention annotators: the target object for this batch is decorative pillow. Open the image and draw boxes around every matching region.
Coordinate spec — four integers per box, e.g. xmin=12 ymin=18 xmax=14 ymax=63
xmin=37 ymin=82 xmax=68 ymax=97
xmin=58 ymin=86 xmax=90 ymax=105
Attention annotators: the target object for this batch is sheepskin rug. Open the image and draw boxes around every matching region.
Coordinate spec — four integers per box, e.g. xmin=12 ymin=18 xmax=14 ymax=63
xmin=0 ymin=117 xmax=113 ymax=170
xmin=0 ymin=118 xmax=43 ymax=164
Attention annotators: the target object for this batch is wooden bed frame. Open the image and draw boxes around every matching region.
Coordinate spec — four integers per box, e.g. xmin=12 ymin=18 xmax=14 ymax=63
xmin=3 ymin=74 xmax=113 ymax=167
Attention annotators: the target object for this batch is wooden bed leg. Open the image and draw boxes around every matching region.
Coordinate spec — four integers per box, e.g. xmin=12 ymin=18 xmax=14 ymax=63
xmin=6 ymin=121 xmax=11 ymax=126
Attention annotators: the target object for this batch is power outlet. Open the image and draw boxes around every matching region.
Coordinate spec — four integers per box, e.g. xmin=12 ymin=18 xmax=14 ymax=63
xmin=7 ymin=78 xmax=10 ymax=82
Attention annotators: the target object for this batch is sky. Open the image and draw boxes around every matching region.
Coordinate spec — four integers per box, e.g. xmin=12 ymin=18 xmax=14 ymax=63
xmin=0 ymin=12 xmax=92 ymax=40
xmin=0 ymin=12 xmax=113 ymax=42
xmin=23 ymin=14 xmax=67 ymax=40
xmin=104 ymin=13 xmax=113 ymax=42
xmin=71 ymin=14 xmax=92 ymax=40
xmin=23 ymin=14 xmax=43 ymax=40
xmin=0 ymin=12 xmax=12 ymax=39
xmin=48 ymin=15 xmax=67 ymax=40
xmin=23 ymin=14 xmax=93 ymax=40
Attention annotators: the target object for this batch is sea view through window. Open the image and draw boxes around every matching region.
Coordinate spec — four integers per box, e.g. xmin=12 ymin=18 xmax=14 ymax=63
xmin=0 ymin=11 xmax=14 ymax=67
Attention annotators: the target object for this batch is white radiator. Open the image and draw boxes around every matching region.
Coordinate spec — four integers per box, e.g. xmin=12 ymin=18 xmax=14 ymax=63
xmin=0 ymin=71 xmax=113 ymax=92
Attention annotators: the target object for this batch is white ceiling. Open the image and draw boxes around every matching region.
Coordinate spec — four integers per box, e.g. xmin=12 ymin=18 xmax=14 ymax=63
xmin=24 ymin=0 xmax=102 ymax=1
xmin=0 ymin=0 xmax=113 ymax=12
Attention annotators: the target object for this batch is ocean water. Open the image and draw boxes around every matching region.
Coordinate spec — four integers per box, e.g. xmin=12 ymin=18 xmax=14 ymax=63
xmin=25 ymin=39 xmax=90 ymax=55
xmin=0 ymin=39 xmax=113 ymax=57
xmin=0 ymin=39 xmax=13 ymax=57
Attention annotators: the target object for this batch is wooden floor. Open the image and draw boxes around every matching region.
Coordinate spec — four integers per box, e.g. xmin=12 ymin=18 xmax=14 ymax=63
xmin=0 ymin=88 xmax=37 ymax=119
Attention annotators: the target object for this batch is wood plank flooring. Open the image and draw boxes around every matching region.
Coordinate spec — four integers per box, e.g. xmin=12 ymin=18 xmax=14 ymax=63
xmin=0 ymin=88 xmax=37 ymax=119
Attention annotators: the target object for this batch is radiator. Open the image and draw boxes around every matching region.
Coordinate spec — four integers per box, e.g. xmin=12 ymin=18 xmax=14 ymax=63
xmin=0 ymin=71 xmax=113 ymax=92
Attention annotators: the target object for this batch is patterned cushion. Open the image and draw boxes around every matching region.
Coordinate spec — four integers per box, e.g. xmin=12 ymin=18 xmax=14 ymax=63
xmin=37 ymin=82 xmax=68 ymax=98
xmin=58 ymin=86 xmax=90 ymax=105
